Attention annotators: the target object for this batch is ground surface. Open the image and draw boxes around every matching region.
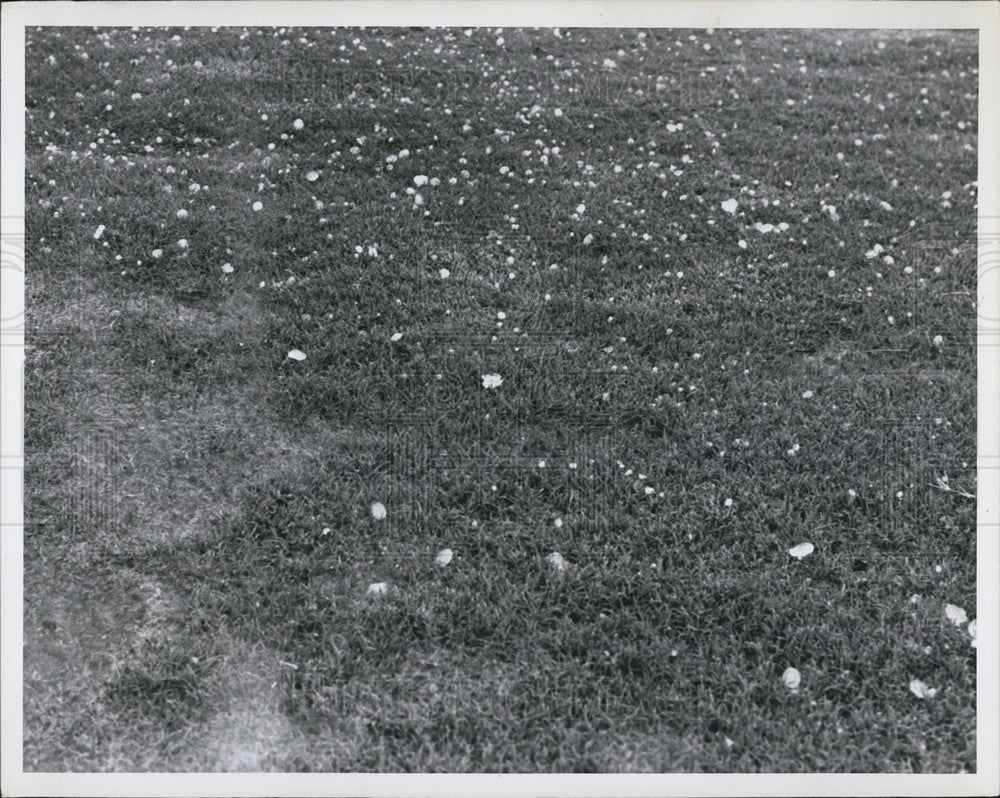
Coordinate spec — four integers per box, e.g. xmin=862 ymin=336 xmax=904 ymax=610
xmin=23 ymin=26 xmax=978 ymax=772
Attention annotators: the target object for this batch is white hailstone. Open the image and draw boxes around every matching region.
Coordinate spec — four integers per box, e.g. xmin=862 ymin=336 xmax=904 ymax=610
xmin=293 ymin=118 xmax=304 ymax=130
xmin=554 ymin=108 xmax=563 ymax=117
xmin=435 ymin=548 xmax=453 ymax=567
xmin=176 ymin=208 xmax=188 ymax=219
xmin=576 ymin=203 xmax=586 ymax=215
xmin=724 ymin=498 xmax=733 ymax=507
xmin=370 ymin=502 xmax=387 ymax=520
xmin=909 ymin=679 xmax=937 ymax=699
xmin=221 ymin=263 xmax=234 ymax=274
xmin=367 ymin=582 xmax=388 ymax=596
xmin=93 ymin=224 xmax=105 ymax=239
xmin=603 ymin=58 xmax=617 ymax=68
xmin=944 ymin=603 xmax=968 ymax=627
xmin=151 ymin=249 xmax=163 ymax=258
xmin=131 ymin=92 xmax=142 ymax=100
xmin=252 ymin=201 xmax=263 ymax=211
xmin=546 ymin=552 xmax=569 ymax=572
xmin=782 ymin=667 xmax=801 ymax=690
xmin=802 ymin=390 xmax=814 ymax=398
xmin=933 ymin=335 xmax=943 ymax=346
xmin=177 ymin=238 xmax=188 ymax=249
xmin=306 ymin=170 xmax=319 ymax=182
xmin=481 ymin=373 xmax=503 ymax=389
xmin=390 ymin=332 xmax=403 ymax=342
xmin=788 ymin=542 xmax=815 ymax=559
xmin=497 ymin=311 xmax=507 ymax=320
xmin=413 ymin=174 xmax=429 ymax=186
xmin=738 ymin=240 xmax=748 ymax=249
xmin=554 ymin=518 xmax=563 ymax=528
xmin=721 ymin=198 xmax=738 ymax=214
xmin=439 ymin=268 xmax=450 ymax=279
xmin=583 ymin=233 xmax=594 ymax=245
xmin=828 ymin=269 xmax=836 ymax=278
xmin=189 ymin=182 xmax=200 ymax=193
xmin=286 ymin=349 xmax=306 ymax=361
xmin=538 ymin=459 xmax=546 ymax=468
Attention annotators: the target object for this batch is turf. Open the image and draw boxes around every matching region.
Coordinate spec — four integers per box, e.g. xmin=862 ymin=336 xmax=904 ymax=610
xmin=22 ymin=26 xmax=977 ymax=772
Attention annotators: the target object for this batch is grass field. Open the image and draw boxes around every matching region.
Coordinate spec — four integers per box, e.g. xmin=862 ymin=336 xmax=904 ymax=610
xmin=22 ymin=26 xmax=978 ymax=772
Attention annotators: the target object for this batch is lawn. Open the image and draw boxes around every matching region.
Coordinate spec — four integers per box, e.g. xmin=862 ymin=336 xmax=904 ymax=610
xmin=22 ymin=26 xmax=977 ymax=772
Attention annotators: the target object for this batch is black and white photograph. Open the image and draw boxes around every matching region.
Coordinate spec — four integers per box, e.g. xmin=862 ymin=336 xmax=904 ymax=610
xmin=1 ymin=1 xmax=998 ymax=795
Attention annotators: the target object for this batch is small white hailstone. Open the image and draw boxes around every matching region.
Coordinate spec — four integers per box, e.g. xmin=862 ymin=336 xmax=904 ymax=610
xmin=721 ymin=198 xmax=738 ymax=215
xmin=151 ymin=249 xmax=163 ymax=258
xmin=306 ymin=170 xmax=319 ymax=182
xmin=554 ymin=518 xmax=563 ymax=528
xmin=252 ymin=201 xmax=263 ymax=211
xmin=802 ymin=390 xmax=813 ymax=399
xmin=390 ymin=332 xmax=403 ymax=342
xmin=909 ymin=679 xmax=937 ymax=699
xmin=644 ymin=486 xmax=655 ymax=495
xmin=738 ymin=240 xmax=748 ymax=249
xmin=439 ymin=268 xmax=450 ymax=279
xmin=286 ymin=349 xmax=306 ymax=361
xmin=221 ymin=263 xmax=234 ymax=274
xmin=189 ymin=182 xmax=200 ymax=193
xmin=788 ymin=542 xmax=815 ymax=559
xmin=293 ymin=118 xmax=304 ymax=130
xmin=933 ymin=335 xmax=943 ymax=346
xmin=176 ymin=208 xmax=188 ymax=219
xmin=435 ymin=548 xmax=453 ymax=567
xmin=93 ymin=224 xmax=105 ymax=239
xmin=782 ymin=667 xmax=801 ymax=690
xmin=827 ymin=269 xmax=836 ymax=278
xmin=576 ymin=203 xmax=586 ymax=215
xmin=481 ymin=373 xmax=503 ymax=389
xmin=583 ymin=233 xmax=594 ymax=245
xmin=497 ymin=311 xmax=506 ymax=320
xmin=367 ymin=582 xmax=388 ymax=596
xmin=413 ymin=174 xmax=429 ymax=186
xmin=554 ymin=108 xmax=563 ymax=117
xmin=546 ymin=552 xmax=569 ymax=572
xmin=177 ymin=238 xmax=188 ymax=249
xmin=538 ymin=459 xmax=546 ymax=468
xmin=321 ymin=527 xmax=331 ymax=536
xmin=370 ymin=502 xmax=387 ymax=520
xmin=945 ymin=604 xmax=968 ymax=626
xmin=724 ymin=498 xmax=733 ymax=507
xmin=603 ymin=58 xmax=616 ymax=68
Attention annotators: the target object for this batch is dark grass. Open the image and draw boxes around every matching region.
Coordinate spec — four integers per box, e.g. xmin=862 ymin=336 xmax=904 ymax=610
xmin=23 ymin=26 xmax=976 ymax=771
